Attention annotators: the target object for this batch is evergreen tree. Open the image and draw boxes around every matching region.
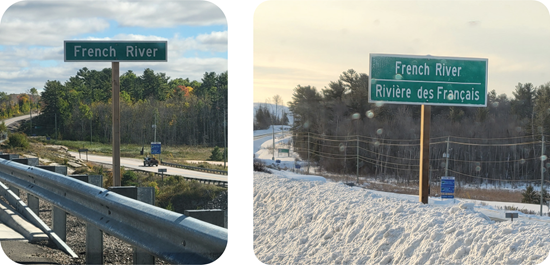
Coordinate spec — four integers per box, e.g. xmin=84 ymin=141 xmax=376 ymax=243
xmin=511 ymin=83 xmax=536 ymax=120
xmin=522 ymin=185 xmax=537 ymax=203
xmin=534 ymin=83 xmax=550 ymax=135
xmin=281 ymin=111 xmax=289 ymax=125
xmin=287 ymin=85 xmax=322 ymax=131
xmin=209 ymin=146 xmax=224 ymax=161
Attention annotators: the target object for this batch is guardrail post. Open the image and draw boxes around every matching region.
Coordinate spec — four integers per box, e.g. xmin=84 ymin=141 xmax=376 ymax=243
xmin=0 ymin=154 xmax=19 ymax=160
xmin=86 ymin=222 xmax=103 ymax=265
xmin=42 ymin=165 xmax=68 ymax=241
xmin=52 ymin=207 xmax=66 ymax=241
xmin=184 ymin=209 xmax=226 ymax=228
xmin=71 ymin=174 xmax=104 ymax=265
xmin=9 ymin=185 xmax=19 ymax=197
xmin=12 ymin=158 xmax=39 ymax=166
xmin=8 ymin=156 xmax=40 ymax=208
xmin=109 ymin=186 xmax=155 ymax=264
xmin=27 ymin=194 xmax=39 ymax=215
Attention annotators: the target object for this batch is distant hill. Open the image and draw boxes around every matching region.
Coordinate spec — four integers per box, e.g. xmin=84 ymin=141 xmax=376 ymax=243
xmin=253 ymin=102 xmax=293 ymax=125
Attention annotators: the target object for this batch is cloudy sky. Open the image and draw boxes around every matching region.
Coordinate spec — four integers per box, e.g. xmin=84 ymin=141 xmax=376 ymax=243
xmin=0 ymin=0 xmax=227 ymax=94
xmin=254 ymin=0 xmax=550 ymax=105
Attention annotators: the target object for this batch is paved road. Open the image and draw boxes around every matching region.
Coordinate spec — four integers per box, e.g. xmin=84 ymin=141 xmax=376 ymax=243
xmin=2 ymin=240 xmax=59 ymax=265
xmin=69 ymin=151 xmax=228 ymax=182
xmin=2 ymin=113 xmax=35 ymax=127
xmin=0 ymin=114 xmax=35 ymax=144
xmin=254 ymin=133 xmax=273 ymax=140
xmin=0 ymin=115 xmax=227 ymax=183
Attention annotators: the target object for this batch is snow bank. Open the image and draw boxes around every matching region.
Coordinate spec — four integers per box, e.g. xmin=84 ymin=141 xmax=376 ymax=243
xmin=275 ymin=170 xmax=326 ymax=183
xmin=254 ymin=125 xmax=291 ymax=137
xmin=254 ymin=172 xmax=550 ymax=265
xmin=254 ymin=132 xmax=305 ymax=171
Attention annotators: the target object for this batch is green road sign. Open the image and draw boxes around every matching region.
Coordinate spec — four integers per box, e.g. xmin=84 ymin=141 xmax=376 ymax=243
xmin=64 ymin=40 xmax=167 ymax=62
xmin=369 ymin=54 xmax=487 ymax=106
xmin=278 ymin=148 xmax=290 ymax=153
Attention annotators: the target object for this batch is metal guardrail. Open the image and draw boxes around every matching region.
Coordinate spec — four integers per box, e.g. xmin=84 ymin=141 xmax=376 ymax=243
xmin=161 ymin=161 xmax=228 ymax=175
xmin=127 ymin=167 xmax=228 ymax=188
xmin=0 ymin=158 xmax=227 ymax=264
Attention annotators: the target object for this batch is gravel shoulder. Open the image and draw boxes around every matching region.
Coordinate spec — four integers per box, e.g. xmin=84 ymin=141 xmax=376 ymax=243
xmin=14 ymin=189 xmax=166 ymax=265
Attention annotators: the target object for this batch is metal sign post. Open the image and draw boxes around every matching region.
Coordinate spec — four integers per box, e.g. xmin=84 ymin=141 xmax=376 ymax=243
xmin=369 ymin=54 xmax=487 ymax=204
xmin=78 ymin=148 xmax=89 ymax=161
xmin=419 ymin=105 xmax=431 ymax=203
xmin=158 ymin=168 xmax=167 ymax=181
xmin=505 ymin=212 xmax=518 ymax=222
xmin=112 ymin=62 xmax=121 ymax=185
xmin=65 ymin=40 xmax=167 ymax=186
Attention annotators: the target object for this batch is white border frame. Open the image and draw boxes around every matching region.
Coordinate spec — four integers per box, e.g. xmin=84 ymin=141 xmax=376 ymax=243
xmin=369 ymin=53 xmax=488 ymax=107
xmin=64 ymin=40 xmax=168 ymax=62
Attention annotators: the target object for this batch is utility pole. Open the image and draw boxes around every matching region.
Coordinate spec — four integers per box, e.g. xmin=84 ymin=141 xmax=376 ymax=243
xmin=356 ymin=135 xmax=359 ymax=183
xmin=445 ymin=136 xmax=450 ymax=176
xmin=272 ymin=115 xmax=275 ymax=160
xmin=90 ymin=87 xmax=93 ymax=146
xmin=307 ymin=132 xmax=310 ymax=174
xmin=541 ymin=135 xmax=546 ymax=216
xmin=281 ymin=109 xmax=284 ymax=140
xmin=153 ymin=114 xmax=157 ymax=142
xmin=55 ymin=113 xmax=57 ymax=140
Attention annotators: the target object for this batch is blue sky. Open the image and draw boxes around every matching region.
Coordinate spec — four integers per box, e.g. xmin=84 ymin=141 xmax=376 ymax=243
xmin=0 ymin=0 xmax=228 ymax=94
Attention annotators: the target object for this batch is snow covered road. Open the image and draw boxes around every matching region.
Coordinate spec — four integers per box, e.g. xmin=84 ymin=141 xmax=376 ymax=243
xmin=254 ymin=171 xmax=550 ymax=265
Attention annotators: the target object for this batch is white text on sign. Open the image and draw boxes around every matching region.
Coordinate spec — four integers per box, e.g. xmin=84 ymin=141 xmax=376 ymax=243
xmin=395 ymin=61 xmax=462 ymax=77
xmin=73 ymin=46 xmax=159 ymax=58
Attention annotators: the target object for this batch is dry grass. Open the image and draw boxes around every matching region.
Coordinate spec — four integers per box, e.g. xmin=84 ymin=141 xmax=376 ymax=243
xmin=34 ymin=137 xmax=219 ymax=161
xmin=3 ymin=140 xmax=71 ymax=166
xmin=454 ymin=188 xmax=522 ymax=203
xmin=29 ymin=137 xmax=226 ymax=170
xmin=320 ymin=174 xmax=524 ymax=203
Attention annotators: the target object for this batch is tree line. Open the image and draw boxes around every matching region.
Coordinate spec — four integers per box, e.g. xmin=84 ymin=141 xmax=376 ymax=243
xmin=289 ymin=69 xmax=550 ymax=186
xmin=254 ymin=102 xmax=290 ymax=130
xmin=0 ymin=88 xmax=39 ymax=120
xmin=30 ymin=67 xmax=227 ymax=147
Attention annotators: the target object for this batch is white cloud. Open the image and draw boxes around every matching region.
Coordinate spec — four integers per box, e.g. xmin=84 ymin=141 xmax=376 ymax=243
xmin=1 ymin=1 xmax=226 ymax=35
xmin=110 ymin=1 xmax=226 ymax=28
xmin=171 ymin=31 xmax=228 ymax=54
xmin=80 ymin=34 xmax=168 ymax=41
xmin=0 ymin=1 xmax=227 ymax=94
xmin=0 ymin=18 xmax=110 ymax=46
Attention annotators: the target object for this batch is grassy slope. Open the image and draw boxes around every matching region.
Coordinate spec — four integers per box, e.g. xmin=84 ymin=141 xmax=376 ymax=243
xmin=35 ymin=138 xmax=227 ymax=170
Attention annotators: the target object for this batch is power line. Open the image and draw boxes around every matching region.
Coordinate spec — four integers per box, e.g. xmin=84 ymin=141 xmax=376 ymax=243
xmin=447 ymin=169 xmax=543 ymax=182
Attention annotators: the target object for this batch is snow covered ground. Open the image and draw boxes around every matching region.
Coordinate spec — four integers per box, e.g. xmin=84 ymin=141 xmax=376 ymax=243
xmin=253 ymin=129 xmax=550 ymax=219
xmin=254 ymin=171 xmax=550 ymax=264
xmin=253 ymin=131 xmax=550 ymax=264
xmin=254 ymin=125 xmax=304 ymax=170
